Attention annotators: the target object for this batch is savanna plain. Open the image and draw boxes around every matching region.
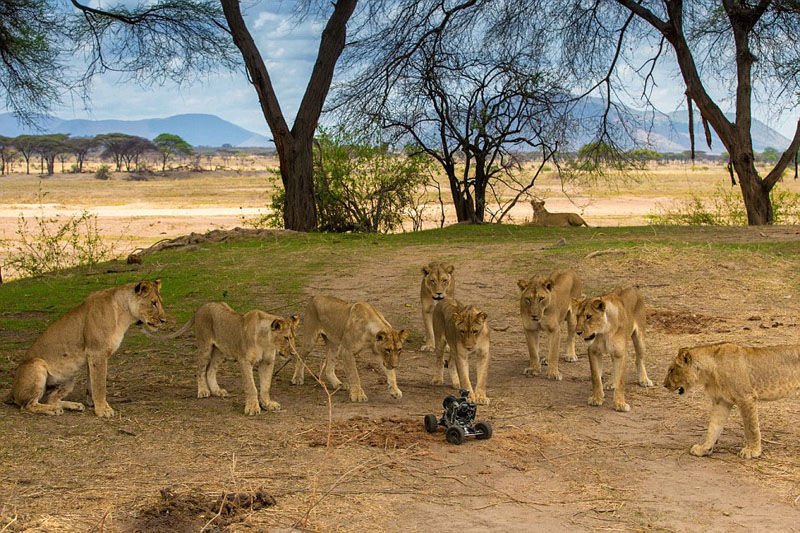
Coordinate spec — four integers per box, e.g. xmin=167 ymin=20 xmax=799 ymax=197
xmin=2 ymin=161 xmax=800 ymax=531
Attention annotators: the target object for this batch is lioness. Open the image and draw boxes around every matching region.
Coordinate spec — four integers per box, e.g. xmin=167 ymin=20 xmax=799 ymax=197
xmin=518 ymin=270 xmax=582 ymax=380
xmin=291 ymin=295 xmax=408 ymax=402
xmin=574 ymin=287 xmax=653 ymax=412
xmin=5 ymin=280 xmax=166 ymax=417
xmin=528 ymin=199 xmax=588 ymax=227
xmin=431 ymin=298 xmax=490 ymax=404
xmin=149 ymin=302 xmax=299 ymax=415
xmin=420 ymin=261 xmax=455 ymax=351
xmin=664 ymin=342 xmax=800 ymax=459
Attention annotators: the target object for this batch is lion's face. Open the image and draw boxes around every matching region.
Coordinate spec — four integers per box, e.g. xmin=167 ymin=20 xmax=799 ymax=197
xmin=422 ymin=262 xmax=454 ymax=301
xmin=269 ymin=314 xmax=300 ymax=356
xmin=531 ymin=199 xmax=546 ymax=213
xmin=664 ymin=347 xmax=699 ymax=395
xmin=518 ymin=276 xmax=554 ymax=322
xmin=132 ymin=280 xmax=166 ymax=327
xmin=574 ymin=297 xmax=607 ymax=341
xmin=454 ymin=306 xmax=487 ymax=350
xmin=373 ymin=328 xmax=409 ymax=370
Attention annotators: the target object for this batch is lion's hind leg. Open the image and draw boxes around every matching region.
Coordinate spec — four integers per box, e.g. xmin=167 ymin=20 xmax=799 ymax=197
xmin=196 ymin=339 xmax=214 ymax=398
xmin=631 ymin=326 xmax=652 ymax=387
xmin=205 ymin=345 xmax=229 ymax=397
xmin=13 ymin=359 xmax=63 ymax=415
xmin=42 ymin=377 xmax=84 ymax=412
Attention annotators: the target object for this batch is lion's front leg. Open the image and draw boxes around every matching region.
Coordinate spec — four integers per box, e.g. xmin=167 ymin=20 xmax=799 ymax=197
xmin=544 ymin=326 xmax=562 ymax=381
xmin=383 ymin=366 xmax=402 ymax=399
xmin=564 ymin=308 xmax=578 ymax=362
xmin=239 ymin=357 xmax=261 ymax=415
xmin=257 ymin=354 xmax=280 ymax=412
xmin=421 ymin=303 xmax=436 ymax=351
xmin=522 ymin=328 xmax=541 ymax=377
xmin=473 ymin=347 xmax=490 ymax=405
xmin=611 ymin=348 xmax=629 ymax=412
xmin=587 ymin=348 xmax=604 ymax=406
xmin=690 ymin=399 xmax=732 ymax=457
xmin=737 ymin=399 xmax=762 ymax=459
xmin=339 ymin=346 xmax=366 ymax=402
xmin=88 ymin=352 xmax=114 ymax=418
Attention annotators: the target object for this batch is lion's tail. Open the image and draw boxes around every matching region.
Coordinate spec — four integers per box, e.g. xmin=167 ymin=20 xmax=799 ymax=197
xmin=140 ymin=315 xmax=195 ymax=341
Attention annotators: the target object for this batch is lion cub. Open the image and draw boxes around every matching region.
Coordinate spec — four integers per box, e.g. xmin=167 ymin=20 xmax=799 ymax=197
xmin=431 ymin=298 xmax=491 ymax=404
xmin=292 ymin=295 xmax=408 ymax=403
xmin=6 ymin=280 xmax=166 ymax=417
xmin=574 ymin=287 xmax=653 ymax=412
xmin=154 ymin=302 xmax=299 ymax=415
xmin=420 ymin=261 xmax=455 ymax=351
xmin=518 ymin=270 xmax=582 ymax=380
xmin=665 ymin=342 xmax=800 ymax=459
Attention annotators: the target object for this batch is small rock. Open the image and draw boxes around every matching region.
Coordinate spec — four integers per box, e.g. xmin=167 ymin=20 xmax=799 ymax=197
xmin=747 ymin=316 xmax=761 ymax=321
xmin=772 ymin=322 xmax=783 ymax=328
xmin=555 ymin=237 xmax=567 ymax=246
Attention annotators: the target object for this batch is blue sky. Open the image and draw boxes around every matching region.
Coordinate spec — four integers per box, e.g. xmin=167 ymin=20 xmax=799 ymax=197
xmin=9 ymin=3 xmax=799 ymax=140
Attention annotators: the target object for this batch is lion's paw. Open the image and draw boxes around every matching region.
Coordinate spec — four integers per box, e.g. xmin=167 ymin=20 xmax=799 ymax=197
xmin=564 ymin=354 xmax=578 ymax=363
xmin=738 ymin=446 xmax=761 ymax=459
xmin=260 ymin=399 xmax=281 ymax=412
xmin=390 ymin=388 xmax=403 ymax=400
xmin=420 ymin=344 xmax=434 ymax=352
xmin=95 ymin=403 xmax=114 ymax=418
xmin=522 ymin=367 xmax=539 ymax=377
xmin=613 ymin=402 xmax=631 ymax=412
xmin=349 ymin=388 xmax=368 ymax=403
xmin=290 ymin=376 xmax=304 ymax=386
xmin=471 ymin=393 xmax=490 ymax=405
xmin=587 ymin=395 xmax=604 ymax=407
xmin=244 ymin=399 xmax=261 ymax=416
xmin=197 ymin=388 xmax=211 ymax=399
xmin=690 ymin=444 xmax=712 ymax=457
xmin=639 ymin=378 xmax=654 ymax=388
xmin=546 ymin=370 xmax=562 ymax=381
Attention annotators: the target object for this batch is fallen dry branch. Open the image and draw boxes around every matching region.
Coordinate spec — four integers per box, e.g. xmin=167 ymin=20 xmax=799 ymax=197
xmin=585 ymin=249 xmax=626 ymax=259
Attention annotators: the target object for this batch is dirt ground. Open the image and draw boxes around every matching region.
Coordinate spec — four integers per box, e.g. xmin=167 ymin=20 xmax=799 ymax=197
xmin=2 ymin=227 xmax=800 ymax=531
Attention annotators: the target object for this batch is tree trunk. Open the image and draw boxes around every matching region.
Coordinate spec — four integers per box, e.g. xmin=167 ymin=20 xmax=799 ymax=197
xmin=734 ymin=156 xmax=772 ymax=225
xmin=46 ymin=156 xmax=55 ymax=175
xmin=277 ymin=136 xmax=317 ymax=232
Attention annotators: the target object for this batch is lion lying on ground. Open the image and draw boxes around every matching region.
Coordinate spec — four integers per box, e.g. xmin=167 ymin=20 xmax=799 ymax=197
xmin=431 ymin=298 xmax=491 ymax=404
xmin=146 ymin=302 xmax=299 ymax=415
xmin=528 ymin=199 xmax=589 ymax=227
xmin=664 ymin=342 xmax=800 ymax=459
xmin=5 ymin=280 xmax=166 ymax=417
xmin=291 ymin=295 xmax=408 ymax=402
xmin=518 ymin=269 xmax=582 ymax=380
xmin=574 ymin=287 xmax=653 ymax=412
xmin=420 ymin=261 xmax=455 ymax=351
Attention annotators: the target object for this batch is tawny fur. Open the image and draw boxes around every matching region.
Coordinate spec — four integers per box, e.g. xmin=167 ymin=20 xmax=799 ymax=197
xmin=6 ymin=281 xmax=166 ymax=417
xmin=149 ymin=302 xmax=299 ymax=415
xmin=527 ymin=199 xmax=589 ymax=227
xmin=431 ymin=298 xmax=491 ymax=405
xmin=518 ymin=269 xmax=582 ymax=380
xmin=291 ymin=295 xmax=408 ymax=403
xmin=664 ymin=342 xmax=800 ymax=459
xmin=574 ymin=287 xmax=653 ymax=412
xmin=419 ymin=261 xmax=455 ymax=351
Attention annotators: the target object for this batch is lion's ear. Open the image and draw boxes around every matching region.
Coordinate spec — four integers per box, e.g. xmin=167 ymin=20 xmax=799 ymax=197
xmin=444 ymin=264 xmax=455 ymax=274
xmin=591 ymin=299 xmax=605 ymax=312
xmin=544 ymin=279 xmax=553 ymax=291
xmin=680 ymin=348 xmax=692 ymax=365
xmin=134 ymin=281 xmax=144 ymax=294
xmin=154 ymin=279 xmax=162 ymax=292
xmin=376 ymin=330 xmax=387 ymax=342
xmin=421 ymin=265 xmax=431 ymax=276
xmin=290 ymin=314 xmax=300 ymax=327
xmin=476 ymin=311 xmax=488 ymax=323
xmin=517 ymin=279 xmax=529 ymax=291
xmin=571 ymin=297 xmax=583 ymax=309
xmin=397 ymin=329 xmax=409 ymax=343
xmin=271 ymin=319 xmax=282 ymax=331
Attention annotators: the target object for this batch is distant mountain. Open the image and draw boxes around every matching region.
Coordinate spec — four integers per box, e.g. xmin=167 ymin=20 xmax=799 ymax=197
xmin=0 ymin=113 xmax=273 ymax=148
xmin=569 ymin=98 xmax=790 ymax=154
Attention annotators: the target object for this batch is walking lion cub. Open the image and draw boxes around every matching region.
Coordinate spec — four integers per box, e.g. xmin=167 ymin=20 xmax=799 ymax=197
xmin=431 ymin=298 xmax=491 ymax=404
xmin=148 ymin=302 xmax=299 ymax=415
xmin=574 ymin=287 xmax=653 ymax=412
xmin=6 ymin=280 xmax=166 ymax=417
xmin=292 ymin=295 xmax=408 ymax=403
xmin=664 ymin=342 xmax=800 ymax=459
xmin=420 ymin=261 xmax=455 ymax=351
xmin=518 ymin=270 xmax=582 ymax=380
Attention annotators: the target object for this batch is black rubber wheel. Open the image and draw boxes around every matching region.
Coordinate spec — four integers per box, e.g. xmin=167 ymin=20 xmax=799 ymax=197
xmin=446 ymin=425 xmax=466 ymax=445
xmin=475 ymin=421 xmax=492 ymax=440
xmin=424 ymin=414 xmax=439 ymax=433
xmin=443 ymin=395 xmax=457 ymax=409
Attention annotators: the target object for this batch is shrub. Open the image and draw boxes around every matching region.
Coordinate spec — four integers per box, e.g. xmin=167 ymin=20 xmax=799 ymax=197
xmin=267 ymin=128 xmax=432 ymax=232
xmin=95 ymin=164 xmax=111 ymax=180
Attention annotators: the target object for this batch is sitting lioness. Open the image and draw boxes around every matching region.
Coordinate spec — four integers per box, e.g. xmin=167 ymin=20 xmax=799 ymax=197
xmin=664 ymin=342 xmax=800 ymax=459
xmin=291 ymin=295 xmax=408 ymax=402
xmin=574 ymin=287 xmax=653 ymax=412
xmin=518 ymin=270 xmax=582 ymax=380
xmin=431 ymin=298 xmax=491 ymax=404
xmin=148 ymin=302 xmax=299 ymax=415
xmin=5 ymin=280 xmax=166 ymax=417
xmin=420 ymin=261 xmax=455 ymax=351
xmin=528 ymin=199 xmax=588 ymax=227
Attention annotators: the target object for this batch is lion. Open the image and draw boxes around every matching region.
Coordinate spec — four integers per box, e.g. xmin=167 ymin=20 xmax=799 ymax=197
xmin=5 ymin=280 xmax=166 ymax=417
xmin=291 ymin=295 xmax=408 ymax=403
xmin=146 ymin=302 xmax=299 ymax=415
xmin=664 ymin=342 xmax=800 ymax=459
xmin=573 ymin=287 xmax=653 ymax=412
xmin=528 ymin=199 xmax=589 ymax=227
xmin=431 ymin=298 xmax=491 ymax=404
xmin=517 ymin=270 xmax=582 ymax=380
xmin=420 ymin=261 xmax=455 ymax=351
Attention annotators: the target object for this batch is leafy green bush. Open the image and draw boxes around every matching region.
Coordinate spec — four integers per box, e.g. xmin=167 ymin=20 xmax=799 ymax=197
xmin=266 ymin=128 xmax=432 ymax=232
xmin=648 ymin=184 xmax=800 ymax=225
xmin=95 ymin=164 xmax=111 ymax=180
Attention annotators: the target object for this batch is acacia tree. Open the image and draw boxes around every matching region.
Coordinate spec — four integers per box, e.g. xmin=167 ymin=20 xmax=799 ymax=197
xmin=153 ymin=133 xmax=193 ymax=171
xmin=13 ymin=135 xmax=39 ymax=174
xmin=506 ymin=0 xmax=800 ymax=225
xmin=67 ymin=136 xmax=98 ymax=172
xmin=34 ymin=133 xmax=69 ymax=175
